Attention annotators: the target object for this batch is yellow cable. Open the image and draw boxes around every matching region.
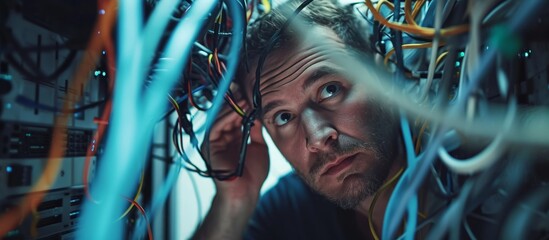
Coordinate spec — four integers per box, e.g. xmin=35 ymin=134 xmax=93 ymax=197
xmin=375 ymin=0 xmax=394 ymax=11
xmin=168 ymin=94 xmax=180 ymax=111
xmin=364 ymin=0 xmax=468 ymax=38
xmin=261 ymin=0 xmax=271 ymax=13
xmin=404 ymin=0 xmax=417 ymax=26
xmin=384 ymin=42 xmax=445 ymax=66
xmin=215 ymin=10 xmax=222 ymax=24
xmin=435 ymin=51 xmax=449 ymax=68
xmin=411 ymin=0 xmax=426 ymax=19
xmin=368 ymin=168 xmax=404 ymax=240
xmin=246 ymin=9 xmax=252 ymax=22
xmin=415 ymin=120 xmax=429 ymax=154
xmin=118 ymin=171 xmax=145 ymax=221
xmin=207 ymin=56 xmax=245 ymax=117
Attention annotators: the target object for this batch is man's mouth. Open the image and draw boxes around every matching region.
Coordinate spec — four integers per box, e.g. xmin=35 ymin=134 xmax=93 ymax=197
xmin=321 ymin=153 xmax=358 ymax=176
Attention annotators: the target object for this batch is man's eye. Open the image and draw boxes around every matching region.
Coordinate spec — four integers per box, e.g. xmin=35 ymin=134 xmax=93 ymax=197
xmin=319 ymin=83 xmax=341 ymax=100
xmin=274 ymin=112 xmax=293 ymax=126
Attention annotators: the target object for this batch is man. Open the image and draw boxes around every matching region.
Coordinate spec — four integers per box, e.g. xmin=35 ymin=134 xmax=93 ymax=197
xmin=194 ymin=0 xmax=407 ymax=239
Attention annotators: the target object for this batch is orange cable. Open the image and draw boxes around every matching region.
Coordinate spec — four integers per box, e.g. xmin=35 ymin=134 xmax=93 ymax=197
xmin=0 ymin=0 xmax=118 ymax=235
xmin=123 ymin=197 xmax=153 ymax=240
xmin=83 ymin=0 xmax=118 ymax=204
xmin=364 ymin=0 xmax=468 ymax=38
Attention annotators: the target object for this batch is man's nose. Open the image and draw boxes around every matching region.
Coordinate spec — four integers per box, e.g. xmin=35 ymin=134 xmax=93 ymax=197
xmin=302 ymin=109 xmax=338 ymax=152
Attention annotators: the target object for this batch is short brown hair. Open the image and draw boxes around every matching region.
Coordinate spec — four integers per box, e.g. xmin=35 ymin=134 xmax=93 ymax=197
xmin=237 ymin=0 xmax=372 ymax=88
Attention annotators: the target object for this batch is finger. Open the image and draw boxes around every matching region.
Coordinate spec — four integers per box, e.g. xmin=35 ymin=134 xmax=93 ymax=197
xmin=209 ymin=100 xmax=248 ymax=141
xmin=249 ymin=120 xmax=266 ymax=145
xmin=209 ymin=114 xmax=241 ymax=141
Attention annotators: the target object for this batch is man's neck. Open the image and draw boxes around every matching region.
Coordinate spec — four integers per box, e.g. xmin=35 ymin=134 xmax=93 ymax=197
xmin=354 ymin=157 xmax=405 ymax=238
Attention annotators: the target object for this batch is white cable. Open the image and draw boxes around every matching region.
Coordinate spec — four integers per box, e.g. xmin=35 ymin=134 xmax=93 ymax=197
xmin=456 ymin=46 xmax=469 ymax=102
xmin=466 ymin=0 xmax=481 ymax=82
xmin=482 ymin=0 xmax=514 ymax=25
xmin=497 ymin=67 xmax=509 ymax=99
xmin=438 ymin=98 xmax=516 ymax=174
xmin=419 ymin=0 xmax=443 ymax=102
xmin=467 ymin=0 xmax=498 ymax=80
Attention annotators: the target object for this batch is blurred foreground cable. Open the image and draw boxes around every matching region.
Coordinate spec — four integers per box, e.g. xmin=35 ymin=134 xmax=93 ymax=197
xmin=0 ymin=0 xmax=117 ymax=236
xmin=76 ymin=0 xmax=217 ymax=239
xmin=382 ymin=0 xmax=547 ymax=239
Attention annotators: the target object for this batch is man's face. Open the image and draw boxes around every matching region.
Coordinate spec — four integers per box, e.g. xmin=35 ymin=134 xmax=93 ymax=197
xmin=245 ymin=27 xmax=400 ymax=209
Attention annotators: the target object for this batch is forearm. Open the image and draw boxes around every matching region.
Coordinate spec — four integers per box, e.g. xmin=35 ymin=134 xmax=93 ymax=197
xmin=193 ymin=194 xmax=258 ymax=240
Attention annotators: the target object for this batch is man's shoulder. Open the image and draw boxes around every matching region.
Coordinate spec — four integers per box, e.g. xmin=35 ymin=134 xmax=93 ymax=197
xmin=246 ymin=172 xmax=353 ymax=240
xmin=259 ymin=172 xmax=323 ymax=208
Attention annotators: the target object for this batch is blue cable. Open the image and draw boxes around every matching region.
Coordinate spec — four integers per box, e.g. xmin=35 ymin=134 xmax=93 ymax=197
xmin=383 ymin=112 xmax=418 ymax=240
xmin=391 ymin=0 xmax=405 ymax=72
xmin=384 ymin=1 xmax=544 ymax=238
xmin=133 ymin=0 xmax=244 ymax=237
xmin=400 ymin=114 xmax=418 ymax=240
xmin=202 ymin=0 xmax=245 ymax=135
xmin=77 ymin=0 xmax=217 ymax=239
xmin=133 ymin=157 xmax=182 ymax=239
xmin=77 ymin=0 xmax=144 ymax=238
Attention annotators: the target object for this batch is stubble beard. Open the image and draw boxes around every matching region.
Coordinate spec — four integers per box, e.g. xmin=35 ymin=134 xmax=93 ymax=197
xmin=294 ymin=137 xmax=394 ymax=209
xmin=294 ymin=103 xmax=398 ymax=209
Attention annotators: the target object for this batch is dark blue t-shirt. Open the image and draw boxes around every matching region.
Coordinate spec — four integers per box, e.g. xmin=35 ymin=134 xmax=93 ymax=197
xmin=245 ymin=172 xmax=365 ymax=240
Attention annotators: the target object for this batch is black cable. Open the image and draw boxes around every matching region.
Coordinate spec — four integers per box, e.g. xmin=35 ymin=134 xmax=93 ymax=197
xmin=243 ymin=8 xmax=250 ymax=73
xmin=3 ymin=40 xmax=81 ymax=53
xmin=72 ymin=99 xmax=107 ymax=113
xmin=168 ymin=0 xmax=255 ymax=181
xmin=4 ymin=30 xmax=78 ymax=83
xmin=193 ymin=56 xmax=244 ymax=116
xmin=169 ymin=110 xmax=231 ymax=179
xmin=192 ymin=59 xmax=243 ymax=112
xmin=253 ymin=0 xmax=314 ymax=112
xmin=193 ymin=42 xmax=228 ymax=60
xmin=6 ymin=50 xmax=78 ymax=83
xmin=244 ymin=0 xmax=314 ymax=178
xmin=172 ymin=120 xmax=198 ymax=170
xmin=15 ymin=95 xmax=107 ymax=113
xmin=391 ymin=0 xmax=405 ymax=72
xmin=5 ymin=54 xmax=51 ymax=88
xmin=185 ymin=62 xmax=209 ymax=112
xmin=2 ymin=28 xmax=43 ymax=78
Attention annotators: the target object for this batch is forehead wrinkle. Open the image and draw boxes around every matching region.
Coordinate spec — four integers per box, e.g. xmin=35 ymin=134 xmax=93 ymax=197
xmin=259 ymin=44 xmax=322 ymax=84
xmin=257 ymin=56 xmax=287 ymax=82
xmin=258 ymin=27 xmax=341 ymax=79
xmin=251 ymin=26 xmax=348 ymax=88
xmin=259 ymin=46 xmax=340 ymax=93
xmin=260 ymin=56 xmax=326 ymax=94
